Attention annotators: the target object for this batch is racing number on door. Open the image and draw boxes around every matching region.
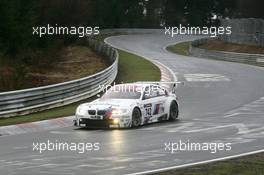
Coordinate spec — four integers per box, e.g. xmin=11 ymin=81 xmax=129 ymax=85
xmin=144 ymin=103 xmax=152 ymax=117
xmin=145 ymin=107 xmax=152 ymax=116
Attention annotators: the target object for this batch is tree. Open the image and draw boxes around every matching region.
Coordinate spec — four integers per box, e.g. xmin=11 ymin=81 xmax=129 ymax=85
xmin=143 ymin=0 xmax=164 ymax=28
xmin=162 ymin=0 xmax=187 ymax=26
xmin=235 ymin=0 xmax=264 ymax=18
xmin=0 ymin=0 xmax=36 ymax=57
xmin=162 ymin=0 xmax=237 ymax=27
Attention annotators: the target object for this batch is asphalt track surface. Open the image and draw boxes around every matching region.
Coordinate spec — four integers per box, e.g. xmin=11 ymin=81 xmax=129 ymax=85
xmin=1 ymin=30 xmax=264 ymax=175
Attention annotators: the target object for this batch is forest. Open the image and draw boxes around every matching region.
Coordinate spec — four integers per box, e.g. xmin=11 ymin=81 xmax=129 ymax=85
xmin=0 ymin=0 xmax=263 ymax=90
xmin=0 ymin=0 xmax=263 ymax=59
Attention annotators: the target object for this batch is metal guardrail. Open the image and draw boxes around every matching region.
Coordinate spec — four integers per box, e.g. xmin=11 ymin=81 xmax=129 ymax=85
xmin=189 ymin=38 xmax=264 ymax=66
xmin=0 ymin=38 xmax=118 ymax=118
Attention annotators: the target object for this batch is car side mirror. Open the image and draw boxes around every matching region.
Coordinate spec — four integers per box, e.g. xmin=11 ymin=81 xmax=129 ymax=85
xmin=143 ymin=93 xmax=151 ymax=100
xmin=172 ymin=84 xmax=177 ymax=94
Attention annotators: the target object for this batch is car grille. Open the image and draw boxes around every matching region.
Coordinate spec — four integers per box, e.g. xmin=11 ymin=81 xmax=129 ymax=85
xmin=97 ymin=110 xmax=107 ymax=115
xmin=88 ymin=110 xmax=96 ymax=115
xmin=88 ymin=109 xmax=107 ymax=116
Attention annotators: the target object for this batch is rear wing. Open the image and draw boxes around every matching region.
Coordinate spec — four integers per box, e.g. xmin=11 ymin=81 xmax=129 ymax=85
xmin=160 ymin=81 xmax=184 ymax=94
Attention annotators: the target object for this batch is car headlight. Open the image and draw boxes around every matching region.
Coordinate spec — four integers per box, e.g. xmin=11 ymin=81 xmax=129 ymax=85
xmin=76 ymin=106 xmax=87 ymax=116
xmin=111 ymin=108 xmax=128 ymax=115
xmin=113 ymin=118 xmax=119 ymax=124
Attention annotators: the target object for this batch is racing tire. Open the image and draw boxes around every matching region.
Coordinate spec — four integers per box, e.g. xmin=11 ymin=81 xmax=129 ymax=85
xmin=169 ymin=101 xmax=179 ymax=121
xmin=131 ymin=108 xmax=142 ymax=128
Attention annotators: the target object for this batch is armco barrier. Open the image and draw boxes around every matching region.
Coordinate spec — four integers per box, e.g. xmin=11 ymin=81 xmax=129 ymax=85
xmin=189 ymin=38 xmax=264 ymax=66
xmin=0 ymin=38 xmax=118 ymax=118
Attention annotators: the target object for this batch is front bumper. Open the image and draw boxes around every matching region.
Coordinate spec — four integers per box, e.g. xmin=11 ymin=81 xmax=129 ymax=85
xmin=74 ymin=116 xmax=131 ymax=128
xmin=76 ymin=118 xmax=119 ymax=128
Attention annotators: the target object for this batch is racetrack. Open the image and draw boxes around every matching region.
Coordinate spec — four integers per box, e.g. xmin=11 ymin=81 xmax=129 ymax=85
xmin=1 ymin=30 xmax=264 ymax=175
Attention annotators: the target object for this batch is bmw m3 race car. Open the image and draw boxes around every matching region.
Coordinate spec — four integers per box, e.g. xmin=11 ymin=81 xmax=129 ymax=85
xmin=74 ymin=83 xmax=179 ymax=128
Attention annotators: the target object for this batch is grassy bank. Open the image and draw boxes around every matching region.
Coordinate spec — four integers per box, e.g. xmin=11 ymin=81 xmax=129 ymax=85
xmin=166 ymin=42 xmax=191 ymax=56
xmin=167 ymin=40 xmax=264 ymax=67
xmin=199 ymin=39 xmax=264 ymax=54
xmin=0 ymin=102 xmax=83 ymax=126
xmin=0 ymin=45 xmax=108 ymax=92
xmin=116 ymin=49 xmax=160 ymax=83
xmin=167 ymin=40 xmax=264 ymax=56
xmin=0 ymin=35 xmax=160 ymax=126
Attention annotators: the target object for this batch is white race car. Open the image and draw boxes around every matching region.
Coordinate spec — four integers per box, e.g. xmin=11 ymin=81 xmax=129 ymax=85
xmin=74 ymin=83 xmax=179 ymax=128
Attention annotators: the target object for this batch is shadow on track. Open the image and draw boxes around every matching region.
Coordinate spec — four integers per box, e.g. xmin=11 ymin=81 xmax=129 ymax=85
xmin=73 ymin=119 xmax=181 ymax=132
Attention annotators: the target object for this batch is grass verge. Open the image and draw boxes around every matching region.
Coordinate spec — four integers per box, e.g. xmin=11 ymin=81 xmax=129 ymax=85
xmin=0 ymin=34 xmax=160 ymax=126
xmin=116 ymin=49 xmax=160 ymax=83
xmin=154 ymin=152 xmax=264 ymax=175
xmin=199 ymin=39 xmax=264 ymax=54
xmin=166 ymin=42 xmax=191 ymax=56
xmin=167 ymin=40 xmax=264 ymax=67
xmin=0 ymin=101 xmax=84 ymax=126
xmin=0 ymin=45 xmax=108 ymax=92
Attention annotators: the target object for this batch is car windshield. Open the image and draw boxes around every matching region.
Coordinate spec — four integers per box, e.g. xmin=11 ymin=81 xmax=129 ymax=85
xmin=101 ymin=86 xmax=142 ymax=99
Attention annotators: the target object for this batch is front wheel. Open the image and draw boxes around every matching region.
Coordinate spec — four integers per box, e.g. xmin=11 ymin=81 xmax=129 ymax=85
xmin=169 ymin=101 xmax=179 ymax=121
xmin=131 ymin=108 xmax=142 ymax=128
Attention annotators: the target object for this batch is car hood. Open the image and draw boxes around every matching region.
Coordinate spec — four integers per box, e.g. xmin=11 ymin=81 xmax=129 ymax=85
xmin=80 ymin=98 xmax=139 ymax=109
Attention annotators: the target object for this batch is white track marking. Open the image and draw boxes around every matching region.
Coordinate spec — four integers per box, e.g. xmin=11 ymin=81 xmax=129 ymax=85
xmin=222 ymin=96 xmax=264 ymax=118
xmin=126 ymin=149 xmax=264 ymax=175
xmin=223 ymin=113 xmax=241 ymax=118
xmin=238 ymin=126 xmax=264 ymax=134
xmin=50 ymin=131 xmax=73 ymax=134
xmin=183 ymin=123 xmax=248 ymax=134
xmin=184 ymin=74 xmax=230 ymax=82
xmin=166 ymin=123 xmax=194 ymax=133
xmin=13 ymin=146 xmax=29 ymax=150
